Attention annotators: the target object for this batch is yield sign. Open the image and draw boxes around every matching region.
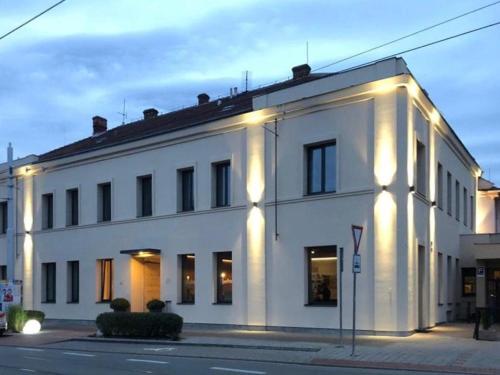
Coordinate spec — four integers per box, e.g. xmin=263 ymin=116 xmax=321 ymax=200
xmin=352 ymin=225 xmax=363 ymax=255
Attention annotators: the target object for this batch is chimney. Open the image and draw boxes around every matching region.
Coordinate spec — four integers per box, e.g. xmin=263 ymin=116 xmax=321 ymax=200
xmin=92 ymin=116 xmax=107 ymax=135
xmin=197 ymin=93 xmax=210 ymax=105
xmin=143 ymin=108 xmax=159 ymax=120
xmin=292 ymin=63 xmax=311 ymax=79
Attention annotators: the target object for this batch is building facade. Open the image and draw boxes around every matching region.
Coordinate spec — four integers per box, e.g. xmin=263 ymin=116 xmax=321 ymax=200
xmin=0 ymin=57 xmax=497 ymax=335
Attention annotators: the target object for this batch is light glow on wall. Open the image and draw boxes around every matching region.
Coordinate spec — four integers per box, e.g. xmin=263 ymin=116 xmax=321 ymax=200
xmin=375 ymin=191 xmax=396 ymax=247
xmin=374 ymin=123 xmax=397 ymax=187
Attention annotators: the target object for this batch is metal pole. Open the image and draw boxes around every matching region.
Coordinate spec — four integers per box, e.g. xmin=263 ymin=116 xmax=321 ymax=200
xmin=338 ymin=247 xmax=344 ymax=347
xmin=6 ymin=143 xmax=15 ymax=283
xmin=351 ymin=268 xmax=357 ymax=356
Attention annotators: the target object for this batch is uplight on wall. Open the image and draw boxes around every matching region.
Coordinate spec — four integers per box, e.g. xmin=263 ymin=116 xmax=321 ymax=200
xmin=409 ymin=186 xmax=415 ymax=194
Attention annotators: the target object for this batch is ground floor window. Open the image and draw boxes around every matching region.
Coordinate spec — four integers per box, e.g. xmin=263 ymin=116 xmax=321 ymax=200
xmin=307 ymin=246 xmax=337 ymax=306
xmin=97 ymin=259 xmax=113 ymax=302
xmin=181 ymin=254 xmax=195 ymax=303
xmin=0 ymin=265 xmax=6 ymax=281
xmin=42 ymin=262 xmax=56 ymax=303
xmin=216 ymin=252 xmax=232 ymax=304
xmin=67 ymin=261 xmax=79 ymax=303
xmin=462 ymin=268 xmax=476 ymax=296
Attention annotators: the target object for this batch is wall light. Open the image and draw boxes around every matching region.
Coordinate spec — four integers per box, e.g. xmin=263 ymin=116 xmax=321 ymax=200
xmin=409 ymin=186 xmax=415 ymax=193
xmin=252 ymin=202 xmax=258 ymax=207
xmin=25 ymin=230 xmax=31 ymax=235
xmin=381 ymin=185 xmax=388 ymax=191
xmin=431 ymin=201 xmax=437 ymax=207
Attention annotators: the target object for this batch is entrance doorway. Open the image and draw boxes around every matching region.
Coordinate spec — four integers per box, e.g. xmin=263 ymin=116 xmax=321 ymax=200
xmin=417 ymin=245 xmax=426 ymax=330
xmin=130 ymin=254 xmax=161 ymax=312
xmin=487 ymin=268 xmax=500 ymax=322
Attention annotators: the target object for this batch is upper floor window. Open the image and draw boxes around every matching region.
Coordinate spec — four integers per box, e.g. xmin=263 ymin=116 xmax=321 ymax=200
xmin=416 ymin=140 xmax=426 ymax=196
xmin=307 ymin=246 xmax=337 ymax=306
xmin=178 ymin=168 xmax=194 ymax=212
xmin=137 ymin=175 xmax=152 ymax=217
xmin=213 ymin=161 xmax=230 ymax=207
xmin=42 ymin=193 xmax=54 ymax=230
xmin=455 ymin=180 xmax=460 ymax=221
xmin=0 ymin=201 xmax=6 ymax=234
xmin=463 ymin=187 xmax=468 ymax=226
xmin=66 ymin=188 xmax=79 ymax=226
xmin=447 ymin=172 xmax=452 ymax=216
xmin=470 ymin=195 xmax=474 ymax=230
xmin=98 ymin=182 xmax=112 ymax=222
xmin=306 ymin=141 xmax=336 ymax=195
xmin=437 ymin=163 xmax=443 ymax=209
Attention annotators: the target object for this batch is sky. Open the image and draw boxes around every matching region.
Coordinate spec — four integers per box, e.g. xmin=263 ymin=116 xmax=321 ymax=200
xmin=1 ymin=0 xmax=499 ymax=181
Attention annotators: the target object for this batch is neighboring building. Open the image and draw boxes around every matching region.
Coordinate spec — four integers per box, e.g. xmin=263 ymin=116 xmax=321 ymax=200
xmin=0 ymin=57 xmax=497 ymax=335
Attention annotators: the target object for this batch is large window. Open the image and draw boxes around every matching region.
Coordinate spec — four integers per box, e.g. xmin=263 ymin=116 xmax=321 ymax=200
xmin=213 ymin=161 xmax=231 ymax=207
xmin=455 ymin=181 xmax=460 ymax=221
xmin=0 ymin=265 xmax=6 ymax=281
xmin=42 ymin=262 xmax=56 ymax=303
xmin=416 ymin=140 xmax=426 ymax=195
xmin=42 ymin=193 xmax=54 ymax=229
xmin=462 ymin=268 xmax=476 ymax=296
xmin=180 ymin=254 xmax=195 ymax=303
xmin=437 ymin=163 xmax=443 ymax=209
xmin=98 ymin=182 xmax=112 ymax=222
xmin=438 ymin=252 xmax=444 ymax=304
xmin=179 ymin=168 xmax=194 ymax=212
xmin=306 ymin=142 xmax=336 ymax=195
xmin=463 ymin=187 xmax=468 ymax=226
xmin=447 ymin=172 xmax=452 ymax=216
xmin=470 ymin=195 xmax=474 ymax=230
xmin=66 ymin=188 xmax=79 ymax=226
xmin=67 ymin=261 xmax=79 ymax=303
xmin=215 ymin=252 xmax=232 ymax=304
xmin=97 ymin=259 xmax=113 ymax=302
xmin=447 ymin=255 xmax=453 ymax=304
xmin=137 ymin=175 xmax=153 ymax=217
xmin=0 ymin=201 xmax=6 ymax=234
xmin=307 ymin=246 xmax=337 ymax=306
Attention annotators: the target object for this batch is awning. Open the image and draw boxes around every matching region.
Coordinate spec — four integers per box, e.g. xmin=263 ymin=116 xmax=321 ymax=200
xmin=120 ymin=248 xmax=161 ymax=257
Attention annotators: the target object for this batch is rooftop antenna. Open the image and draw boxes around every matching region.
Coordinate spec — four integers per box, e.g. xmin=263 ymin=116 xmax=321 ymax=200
xmin=118 ymin=99 xmax=127 ymax=125
xmin=242 ymin=70 xmax=252 ymax=92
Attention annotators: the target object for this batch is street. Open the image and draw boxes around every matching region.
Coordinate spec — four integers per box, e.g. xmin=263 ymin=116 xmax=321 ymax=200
xmin=0 ymin=342 xmax=465 ymax=375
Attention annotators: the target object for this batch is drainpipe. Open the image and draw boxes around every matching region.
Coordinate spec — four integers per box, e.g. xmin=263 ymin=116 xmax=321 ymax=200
xmin=6 ymin=143 xmax=15 ymax=283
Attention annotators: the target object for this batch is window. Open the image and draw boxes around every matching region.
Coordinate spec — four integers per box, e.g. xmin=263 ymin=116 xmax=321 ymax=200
xmin=98 ymin=182 xmax=112 ymax=222
xmin=66 ymin=188 xmax=79 ymax=226
xmin=0 ymin=265 xmax=6 ymax=281
xmin=67 ymin=261 xmax=79 ymax=303
xmin=438 ymin=252 xmax=444 ymax=304
xmin=42 ymin=193 xmax=54 ymax=229
xmin=179 ymin=168 xmax=194 ymax=212
xmin=496 ymin=198 xmax=500 ymax=233
xmin=97 ymin=259 xmax=113 ymax=302
xmin=0 ymin=201 xmax=7 ymax=234
xmin=307 ymin=246 xmax=337 ymax=305
xmin=137 ymin=175 xmax=152 ymax=217
xmin=447 ymin=172 xmax=452 ymax=216
xmin=463 ymin=187 xmax=468 ymax=226
xmin=462 ymin=268 xmax=476 ymax=296
xmin=416 ymin=140 xmax=426 ymax=195
xmin=470 ymin=195 xmax=474 ymax=230
xmin=42 ymin=262 xmax=56 ymax=303
xmin=306 ymin=142 xmax=336 ymax=194
xmin=455 ymin=181 xmax=460 ymax=221
xmin=215 ymin=252 xmax=232 ymax=304
xmin=180 ymin=254 xmax=195 ymax=303
xmin=437 ymin=163 xmax=443 ymax=209
xmin=213 ymin=161 xmax=230 ymax=207
xmin=447 ymin=255 xmax=452 ymax=304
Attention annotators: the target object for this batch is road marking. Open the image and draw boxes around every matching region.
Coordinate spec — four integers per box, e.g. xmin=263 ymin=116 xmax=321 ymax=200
xmin=16 ymin=348 xmax=44 ymax=352
xmin=127 ymin=359 xmax=169 ymax=365
xmin=143 ymin=347 xmax=176 ymax=352
xmin=63 ymin=352 xmax=96 ymax=357
xmin=24 ymin=356 xmax=48 ymax=361
xmin=20 ymin=369 xmax=36 ymax=373
xmin=210 ymin=367 xmax=266 ymax=374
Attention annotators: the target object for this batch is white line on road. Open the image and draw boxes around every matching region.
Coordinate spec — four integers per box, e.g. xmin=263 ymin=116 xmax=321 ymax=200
xmin=24 ymin=356 xmax=49 ymax=361
xmin=20 ymin=369 xmax=36 ymax=373
xmin=127 ymin=359 xmax=169 ymax=365
xmin=210 ymin=367 xmax=266 ymax=374
xmin=63 ymin=352 xmax=96 ymax=357
xmin=16 ymin=348 xmax=44 ymax=352
xmin=143 ymin=347 xmax=176 ymax=352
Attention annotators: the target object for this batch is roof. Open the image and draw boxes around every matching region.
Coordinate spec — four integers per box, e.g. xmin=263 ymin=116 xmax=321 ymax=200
xmin=37 ymin=73 xmax=327 ymax=163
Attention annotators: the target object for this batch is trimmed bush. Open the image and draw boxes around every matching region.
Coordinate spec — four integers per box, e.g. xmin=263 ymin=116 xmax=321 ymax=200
xmin=146 ymin=299 xmax=165 ymax=313
xmin=25 ymin=310 xmax=45 ymax=324
xmin=96 ymin=312 xmax=183 ymax=339
xmin=110 ymin=298 xmax=130 ymax=312
xmin=7 ymin=304 xmax=27 ymax=333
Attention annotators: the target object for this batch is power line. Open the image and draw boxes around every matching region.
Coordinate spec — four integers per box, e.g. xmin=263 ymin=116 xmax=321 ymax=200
xmin=0 ymin=0 xmax=66 ymax=42
xmin=312 ymin=0 xmax=500 ymax=72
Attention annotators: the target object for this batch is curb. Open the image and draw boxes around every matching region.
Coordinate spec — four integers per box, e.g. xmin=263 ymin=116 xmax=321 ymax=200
xmin=311 ymin=358 xmax=500 ymax=375
xmin=70 ymin=337 xmax=321 ymax=352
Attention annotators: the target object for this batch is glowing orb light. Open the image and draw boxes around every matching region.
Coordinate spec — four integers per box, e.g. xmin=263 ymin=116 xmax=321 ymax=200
xmin=22 ymin=319 xmax=41 ymax=334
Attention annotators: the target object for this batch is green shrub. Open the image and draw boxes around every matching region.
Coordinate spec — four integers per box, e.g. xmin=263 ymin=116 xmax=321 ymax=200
xmin=146 ymin=299 xmax=165 ymax=313
xmin=25 ymin=310 xmax=45 ymax=324
xmin=7 ymin=305 xmax=27 ymax=332
xmin=110 ymin=298 xmax=130 ymax=312
xmin=96 ymin=312 xmax=183 ymax=339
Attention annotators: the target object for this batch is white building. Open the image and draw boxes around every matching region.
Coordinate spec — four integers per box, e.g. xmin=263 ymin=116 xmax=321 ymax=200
xmin=1 ymin=57 xmax=498 ymax=335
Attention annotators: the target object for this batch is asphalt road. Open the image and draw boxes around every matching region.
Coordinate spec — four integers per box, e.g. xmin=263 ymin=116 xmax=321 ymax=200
xmin=0 ymin=344 xmax=463 ymax=375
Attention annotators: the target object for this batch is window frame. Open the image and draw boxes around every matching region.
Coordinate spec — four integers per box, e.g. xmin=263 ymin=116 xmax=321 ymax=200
xmin=416 ymin=140 xmax=426 ymax=196
xmin=455 ymin=180 xmax=460 ymax=221
xmin=463 ymin=187 xmax=468 ymax=226
xmin=179 ymin=167 xmax=195 ymax=212
xmin=446 ymin=172 xmax=452 ymax=216
xmin=462 ymin=267 xmax=476 ymax=297
xmin=180 ymin=254 xmax=195 ymax=304
xmin=137 ymin=175 xmax=153 ymax=217
xmin=97 ymin=258 xmax=113 ymax=303
xmin=215 ymin=252 xmax=232 ymax=304
xmin=306 ymin=141 xmax=337 ymax=195
xmin=306 ymin=245 xmax=338 ymax=306
xmin=42 ymin=193 xmax=54 ymax=230
xmin=67 ymin=260 xmax=79 ymax=303
xmin=0 ymin=201 xmax=7 ymax=234
xmin=66 ymin=188 xmax=79 ymax=227
xmin=98 ymin=182 xmax=112 ymax=222
xmin=437 ymin=163 xmax=443 ymax=209
xmin=213 ymin=161 xmax=231 ymax=208
xmin=42 ymin=262 xmax=56 ymax=303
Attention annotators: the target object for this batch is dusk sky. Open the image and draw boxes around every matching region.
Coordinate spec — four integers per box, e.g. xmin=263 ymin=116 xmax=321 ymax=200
xmin=1 ymin=0 xmax=499 ymax=181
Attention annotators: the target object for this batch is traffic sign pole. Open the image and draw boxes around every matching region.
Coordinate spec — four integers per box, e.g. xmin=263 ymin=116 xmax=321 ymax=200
xmin=338 ymin=247 xmax=344 ymax=347
xmin=350 ymin=225 xmax=363 ymax=357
